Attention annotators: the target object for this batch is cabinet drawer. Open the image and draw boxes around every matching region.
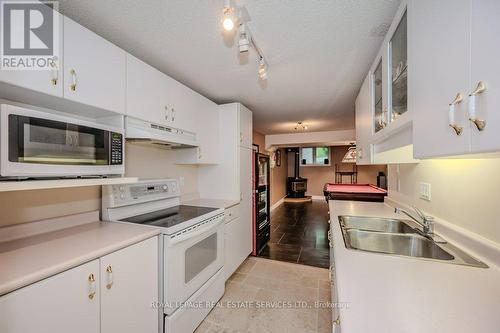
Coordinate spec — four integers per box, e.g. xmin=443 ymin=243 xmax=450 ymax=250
xmin=224 ymin=204 xmax=240 ymax=223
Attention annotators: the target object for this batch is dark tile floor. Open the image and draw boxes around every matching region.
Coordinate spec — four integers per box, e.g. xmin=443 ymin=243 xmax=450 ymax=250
xmin=258 ymin=200 xmax=330 ymax=268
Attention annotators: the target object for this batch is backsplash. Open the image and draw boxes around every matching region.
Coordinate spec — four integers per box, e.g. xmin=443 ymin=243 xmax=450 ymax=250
xmin=388 ymin=158 xmax=500 ymax=245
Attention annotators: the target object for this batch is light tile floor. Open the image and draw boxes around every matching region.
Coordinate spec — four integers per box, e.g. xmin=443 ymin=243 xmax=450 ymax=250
xmin=196 ymin=257 xmax=333 ymax=333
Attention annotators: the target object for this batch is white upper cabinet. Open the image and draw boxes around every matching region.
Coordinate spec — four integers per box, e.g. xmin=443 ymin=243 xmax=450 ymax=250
xmin=100 ymin=237 xmax=158 ymax=333
xmin=0 ymin=9 xmax=63 ymax=98
xmin=0 ymin=260 xmax=100 ymax=333
xmin=412 ymin=0 xmax=500 ymax=158
xmin=469 ymin=0 xmax=500 ymax=153
xmin=412 ymin=0 xmax=471 ymax=158
xmin=164 ymin=76 xmax=196 ymax=133
xmin=175 ymin=94 xmax=219 ymax=164
xmin=63 ymin=17 xmax=126 ymax=114
xmin=239 ymin=104 xmax=253 ymax=149
xmin=355 ymin=73 xmax=373 ymax=165
xmin=126 ymin=54 xmax=169 ymax=125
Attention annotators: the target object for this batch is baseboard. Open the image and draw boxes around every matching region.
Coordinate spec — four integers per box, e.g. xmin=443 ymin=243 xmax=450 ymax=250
xmin=270 ymin=197 xmax=285 ymax=211
xmin=311 ymin=196 xmax=325 ymax=201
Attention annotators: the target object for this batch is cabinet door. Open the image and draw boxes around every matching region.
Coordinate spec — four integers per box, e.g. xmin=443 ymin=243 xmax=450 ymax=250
xmin=0 ymin=10 xmax=63 ymax=97
xmin=469 ymin=0 xmax=500 ymax=153
xmin=355 ymin=73 xmax=373 ymax=165
xmin=100 ymin=237 xmax=159 ymax=333
xmin=239 ymin=147 xmax=253 ymax=256
xmin=63 ymin=17 xmax=126 ymax=114
xmin=372 ymin=57 xmax=385 ymax=133
xmin=412 ymin=0 xmax=471 ymax=158
xmin=0 ymin=260 xmax=100 ymax=333
xmin=224 ymin=216 xmax=251 ymax=280
xmin=126 ymin=54 xmax=169 ymax=125
xmin=165 ymin=76 xmax=196 ymax=132
xmin=196 ymin=97 xmax=219 ymax=164
xmin=239 ymin=104 xmax=253 ymax=149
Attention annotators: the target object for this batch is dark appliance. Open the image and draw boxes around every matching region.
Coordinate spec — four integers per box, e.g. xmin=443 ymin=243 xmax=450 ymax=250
xmin=287 ymin=148 xmax=307 ymax=198
xmin=377 ymin=171 xmax=387 ymax=189
xmin=252 ymin=153 xmax=271 ymax=255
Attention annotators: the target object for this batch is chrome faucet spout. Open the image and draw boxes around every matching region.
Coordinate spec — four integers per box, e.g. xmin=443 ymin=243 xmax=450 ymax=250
xmin=394 ymin=207 xmax=434 ymax=235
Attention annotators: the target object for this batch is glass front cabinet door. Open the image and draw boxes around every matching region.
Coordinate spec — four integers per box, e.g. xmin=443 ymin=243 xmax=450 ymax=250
xmin=389 ymin=11 xmax=408 ymax=122
xmin=373 ymin=59 xmax=384 ymax=133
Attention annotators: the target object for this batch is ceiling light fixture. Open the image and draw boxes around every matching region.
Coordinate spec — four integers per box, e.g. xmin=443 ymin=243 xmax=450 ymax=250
xmin=222 ymin=0 xmax=236 ymax=31
xmin=294 ymin=121 xmax=307 ymax=131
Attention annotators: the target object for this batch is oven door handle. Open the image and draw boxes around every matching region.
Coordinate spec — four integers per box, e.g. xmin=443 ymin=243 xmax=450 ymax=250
xmin=168 ymin=217 xmax=224 ymax=245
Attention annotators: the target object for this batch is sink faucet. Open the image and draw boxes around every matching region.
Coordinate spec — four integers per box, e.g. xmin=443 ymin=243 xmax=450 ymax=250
xmin=394 ymin=206 xmax=434 ymax=235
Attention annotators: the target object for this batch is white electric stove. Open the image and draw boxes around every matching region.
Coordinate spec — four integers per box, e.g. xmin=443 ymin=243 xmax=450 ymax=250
xmin=102 ymin=179 xmax=225 ymax=333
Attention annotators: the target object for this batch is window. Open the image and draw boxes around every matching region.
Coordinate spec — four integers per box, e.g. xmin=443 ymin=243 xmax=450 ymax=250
xmin=300 ymin=147 xmax=330 ymax=166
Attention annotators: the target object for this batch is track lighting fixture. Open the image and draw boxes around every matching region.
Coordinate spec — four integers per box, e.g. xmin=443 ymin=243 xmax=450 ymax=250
xmin=222 ymin=0 xmax=236 ymax=31
xmin=221 ymin=1 xmax=269 ymax=80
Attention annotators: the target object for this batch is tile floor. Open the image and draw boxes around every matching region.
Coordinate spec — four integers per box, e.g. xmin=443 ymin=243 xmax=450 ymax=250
xmin=196 ymin=257 xmax=333 ymax=333
xmin=259 ymin=201 xmax=330 ymax=268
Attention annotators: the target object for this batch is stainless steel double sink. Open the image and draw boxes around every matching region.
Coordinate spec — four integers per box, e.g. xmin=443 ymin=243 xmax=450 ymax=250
xmin=339 ymin=216 xmax=488 ymax=268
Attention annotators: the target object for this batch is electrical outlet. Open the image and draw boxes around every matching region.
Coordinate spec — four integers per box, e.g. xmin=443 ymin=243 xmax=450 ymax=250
xmin=419 ymin=182 xmax=431 ymax=201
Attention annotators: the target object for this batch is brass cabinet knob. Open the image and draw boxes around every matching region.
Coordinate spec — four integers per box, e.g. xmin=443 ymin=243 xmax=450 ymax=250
xmin=448 ymin=93 xmax=464 ymax=136
xmin=106 ymin=265 xmax=113 ymax=289
xmin=468 ymin=81 xmax=486 ymax=131
xmin=88 ymin=273 xmax=96 ymax=300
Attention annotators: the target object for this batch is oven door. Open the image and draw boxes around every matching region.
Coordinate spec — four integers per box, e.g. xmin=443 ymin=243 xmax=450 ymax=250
xmin=0 ymin=104 xmax=124 ymax=177
xmin=163 ymin=215 xmax=224 ymax=315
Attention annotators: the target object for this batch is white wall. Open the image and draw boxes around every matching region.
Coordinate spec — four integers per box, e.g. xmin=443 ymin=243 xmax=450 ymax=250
xmin=388 ymin=158 xmax=500 ymax=245
xmin=125 ymin=143 xmax=199 ymax=200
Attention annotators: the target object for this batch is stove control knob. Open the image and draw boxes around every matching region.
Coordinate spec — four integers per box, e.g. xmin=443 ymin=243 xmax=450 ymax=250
xmin=119 ymin=186 xmax=124 ymax=192
xmin=120 ymin=193 xmax=125 ymax=199
xmin=162 ymin=185 xmax=168 ymax=192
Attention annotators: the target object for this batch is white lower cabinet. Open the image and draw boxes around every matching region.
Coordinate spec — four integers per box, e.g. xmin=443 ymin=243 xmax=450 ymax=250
xmin=0 ymin=237 xmax=158 ymax=333
xmin=100 ymin=237 xmax=159 ymax=333
xmin=0 ymin=259 xmax=100 ymax=333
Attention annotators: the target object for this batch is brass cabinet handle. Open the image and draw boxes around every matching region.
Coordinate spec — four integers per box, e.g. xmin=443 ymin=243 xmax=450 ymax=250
xmin=106 ymin=265 xmax=113 ymax=289
xmin=333 ymin=318 xmax=341 ymax=326
xmin=164 ymin=106 xmax=169 ymax=121
xmin=70 ymin=69 xmax=77 ymax=91
xmin=468 ymin=81 xmax=486 ymax=131
xmin=88 ymin=273 xmax=96 ymax=300
xmin=198 ymin=147 xmax=202 ymax=159
xmin=171 ymin=108 xmax=175 ymax=121
xmin=50 ymin=59 xmax=58 ymax=86
xmin=448 ymin=93 xmax=464 ymax=136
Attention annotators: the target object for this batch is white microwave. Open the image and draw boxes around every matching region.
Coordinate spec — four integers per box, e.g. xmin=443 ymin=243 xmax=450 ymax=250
xmin=0 ymin=104 xmax=125 ymax=179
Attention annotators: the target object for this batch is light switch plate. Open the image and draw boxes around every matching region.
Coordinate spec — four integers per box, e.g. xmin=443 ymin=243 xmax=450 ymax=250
xmin=419 ymin=182 xmax=431 ymax=201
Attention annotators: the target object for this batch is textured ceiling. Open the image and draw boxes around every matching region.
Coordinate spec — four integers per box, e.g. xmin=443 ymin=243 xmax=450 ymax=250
xmin=58 ymin=0 xmax=401 ymax=134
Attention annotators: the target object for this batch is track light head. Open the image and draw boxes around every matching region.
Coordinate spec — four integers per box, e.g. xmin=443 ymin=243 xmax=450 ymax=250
xmin=238 ymin=23 xmax=251 ymax=53
xmin=222 ymin=0 xmax=236 ymax=31
xmin=258 ymin=57 xmax=268 ymax=80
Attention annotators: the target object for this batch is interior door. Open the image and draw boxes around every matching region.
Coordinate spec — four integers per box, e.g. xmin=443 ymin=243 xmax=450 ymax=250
xmin=100 ymin=237 xmax=159 ymax=333
xmin=63 ymin=17 xmax=126 ymax=114
xmin=411 ymin=0 xmax=471 ymax=158
xmin=0 ymin=260 xmax=100 ymax=333
xmin=469 ymin=0 xmax=500 ymax=153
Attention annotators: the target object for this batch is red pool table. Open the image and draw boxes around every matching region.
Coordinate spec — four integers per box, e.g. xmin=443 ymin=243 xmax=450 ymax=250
xmin=323 ymin=183 xmax=388 ymax=202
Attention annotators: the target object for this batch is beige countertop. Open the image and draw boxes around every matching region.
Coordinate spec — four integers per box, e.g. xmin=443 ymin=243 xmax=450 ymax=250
xmin=183 ymin=198 xmax=240 ymax=209
xmin=0 ymin=212 xmax=160 ymax=296
xmin=329 ymin=200 xmax=500 ymax=333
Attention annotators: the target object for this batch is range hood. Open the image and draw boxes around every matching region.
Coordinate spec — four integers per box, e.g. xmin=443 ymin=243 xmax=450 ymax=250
xmin=125 ymin=117 xmax=198 ymax=149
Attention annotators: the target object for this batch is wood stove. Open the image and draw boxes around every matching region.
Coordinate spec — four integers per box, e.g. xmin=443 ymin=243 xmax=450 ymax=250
xmin=287 ymin=148 xmax=307 ymax=198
